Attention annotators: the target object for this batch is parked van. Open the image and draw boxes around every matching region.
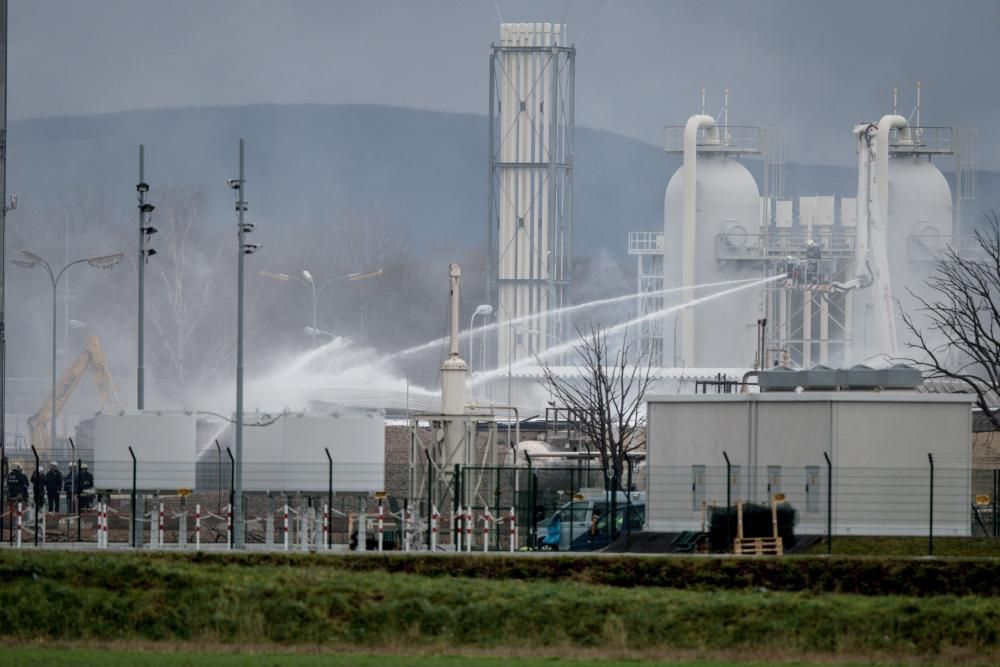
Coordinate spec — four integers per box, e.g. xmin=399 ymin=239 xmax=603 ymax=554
xmin=535 ymin=488 xmax=645 ymax=551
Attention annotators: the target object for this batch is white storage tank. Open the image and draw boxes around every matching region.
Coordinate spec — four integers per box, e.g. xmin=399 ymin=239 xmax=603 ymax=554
xmin=664 ymin=153 xmax=762 ymax=367
xmin=854 ymin=153 xmax=953 ymax=360
xmin=199 ymin=409 xmax=385 ymax=494
xmin=92 ymin=411 xmax=197 ymax=491
xmin=888 ymin=155 xmax=953 ymax=316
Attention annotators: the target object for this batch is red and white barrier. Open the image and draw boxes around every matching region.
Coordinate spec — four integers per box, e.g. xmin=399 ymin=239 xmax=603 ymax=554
xmin=195 ymin=504 xmax=201 ymax=551
xmin=16 ymin=502 xmax=22 ymax=548
xmin=431 ymin=505 xmax=439 ymax=551
xmin=465 ymin=506 xmax=473 ymax=553
xmin=508 ymin=506 xmax=516 ymax=552
xmin=97 ymin=502 xmax=106 ymax=549
xmin=482 ymin=507 xmax=492 ymax=553
xmin=377 ymin=501 xmax=384 ymax=552
xmin=282 ymin=503 xmax=289 ymax=551
xmin=322 ymin=503 xmax=329 ymax=551
xmin=226 ymin=503 xmax=233 ymax=551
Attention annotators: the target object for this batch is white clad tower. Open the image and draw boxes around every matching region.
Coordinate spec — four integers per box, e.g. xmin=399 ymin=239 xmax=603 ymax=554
xmin=488 ymin=23 xmax=575 ymax=383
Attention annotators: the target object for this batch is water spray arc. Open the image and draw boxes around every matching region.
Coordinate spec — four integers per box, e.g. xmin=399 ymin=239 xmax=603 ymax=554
xmin=469 ymin=274 xmax=785 ymax=387
xmin=384 ymin=277 xmax=763 ymax=363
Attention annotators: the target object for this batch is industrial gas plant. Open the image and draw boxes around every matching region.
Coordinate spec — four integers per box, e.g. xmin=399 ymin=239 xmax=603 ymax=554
xmin=1 ymin=19 xmax=994 ymax=554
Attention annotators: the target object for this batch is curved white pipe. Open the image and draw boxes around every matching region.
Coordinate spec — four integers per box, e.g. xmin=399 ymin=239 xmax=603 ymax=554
xmin=875 ymin=114 xmax=906 ymax=231
xmin=679 ymin=114 xmax=716 ymax=366
xmin=873 ymin=114 xmax=907 ymax=358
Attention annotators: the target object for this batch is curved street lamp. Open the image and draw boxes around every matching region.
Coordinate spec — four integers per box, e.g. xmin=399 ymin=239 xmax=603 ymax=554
xmin=260 ymin=267 xmax=383 ymax=349
xmin=13 ymin=250 xmax=124 ymax=452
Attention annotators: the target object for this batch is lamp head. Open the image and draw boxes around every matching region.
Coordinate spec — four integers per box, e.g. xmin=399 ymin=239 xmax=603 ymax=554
xmin=20 ymin=250 xmax=43 ymax=265
xmin=140 ymin=203 xmax=155 ymax=214
xmin=301 ymin=270 xmax=314 ymax=283
xmin=87 ymin=253 xmax=125 ymax=269
xmin=474 ymin=304 xmax=493 ymax=316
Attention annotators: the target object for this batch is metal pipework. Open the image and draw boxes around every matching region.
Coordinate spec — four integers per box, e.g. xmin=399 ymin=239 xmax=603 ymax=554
xmin=680 ymin=114 xmax=717 ymax=366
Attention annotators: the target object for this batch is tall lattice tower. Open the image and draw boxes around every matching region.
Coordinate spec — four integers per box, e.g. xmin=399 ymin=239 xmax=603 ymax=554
xmin=488 ymin=23 xmax=575 ymax=374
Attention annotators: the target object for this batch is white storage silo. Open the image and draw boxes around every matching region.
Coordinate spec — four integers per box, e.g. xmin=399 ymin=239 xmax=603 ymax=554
xmin=663 ymin=120 xmax=763 ymax=368
xmin=852 ymin=124 xmax=955 ymax=362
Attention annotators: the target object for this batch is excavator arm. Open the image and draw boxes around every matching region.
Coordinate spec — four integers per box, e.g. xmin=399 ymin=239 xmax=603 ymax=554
xmin=27 ymin=335 xmax=122 ymax=452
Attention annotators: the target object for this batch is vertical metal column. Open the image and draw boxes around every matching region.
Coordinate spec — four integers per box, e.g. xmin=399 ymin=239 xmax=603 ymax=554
xmin=927 ymin=453 xmax=934 ymax=556
xmin=137 ymin=146 xmax=146 ymax=409
xmin=233 ymin=139 xmax=250 ymax=548
xmin=325 ymin=447 xmax=333 ymax=550
xmin=0 ymin=0 xmax=8 ymax=493
xmin=723 ymin=451 xmax=732 ymax=550
xmin=823 ymin=452 xmax=832 ymax=555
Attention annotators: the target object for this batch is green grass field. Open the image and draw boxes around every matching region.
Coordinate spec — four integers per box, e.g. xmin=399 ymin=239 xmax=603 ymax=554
xmin=1 ymin=551 xmax=999 ymax=664
xmin=0 ymin=646 xmax=979 ymax=667
xmin=799 ymin=536 xmax=1000 ymax=558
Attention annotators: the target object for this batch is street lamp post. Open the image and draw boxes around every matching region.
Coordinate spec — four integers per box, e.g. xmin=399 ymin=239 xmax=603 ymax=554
xmin=13 ymin=250 xmax=124 ymax=452
xmin=231 ymin=138 xmax=258 ymax=549
xmin=260 ymin=268 xmax=382 ymax=348
xmin=136 ymin=145 xmax=157 ymax=411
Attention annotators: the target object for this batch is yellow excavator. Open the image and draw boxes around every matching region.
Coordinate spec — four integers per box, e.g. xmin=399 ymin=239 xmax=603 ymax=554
xmin=27 ymin=335 xmax=123 ymax=453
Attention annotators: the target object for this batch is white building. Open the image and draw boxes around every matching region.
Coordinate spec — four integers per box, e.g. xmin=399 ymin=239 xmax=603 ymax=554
xmin=645 ymin=390 xmax=973 ymax=536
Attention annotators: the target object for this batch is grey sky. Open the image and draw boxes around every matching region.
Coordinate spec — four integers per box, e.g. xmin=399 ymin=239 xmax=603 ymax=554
xmin=10 ymin=0 xmax=1000 ymax=167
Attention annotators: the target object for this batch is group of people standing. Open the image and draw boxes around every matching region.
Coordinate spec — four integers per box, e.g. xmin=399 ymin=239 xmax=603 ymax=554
xmin=5 ymin=461 xmax=93 ymax=513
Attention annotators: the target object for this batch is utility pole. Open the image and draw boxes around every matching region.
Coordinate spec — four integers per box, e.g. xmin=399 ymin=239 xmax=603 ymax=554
xmin=232 ymin=139 xmax=257 ymax=548
xmin=0 ymin=0 xmax=9 ymax=474
xmin=136 ymin=146 xmax=156 ymax=410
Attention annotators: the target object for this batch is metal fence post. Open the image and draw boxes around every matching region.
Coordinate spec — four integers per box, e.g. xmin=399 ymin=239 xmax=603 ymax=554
xmin=823 ymin=452 xmax=832 ymax=555
xmin=30 ymin=445 xmax=39 ymax=546
xmin=76 ymin=457 xmax=82 ymax=542
xmin=226 ymin=447 xmax=235 ymax=549
xmin=0 ymin=454 xmax=6 ymax=542
xmin=453 ymin=463 xmax=461 ymax=550
xmin=128 ymin=446 xmax=137 ymax=549
xmin=928 ymin=453 xmax=934 ymax=556
xmin=424 ymin=450 xmax=432 ymax=550
xmin=723 ymin=451 xmax=732 ymax=550
xmin=324 ymin=447 xmax=333 ymax=550
xmin=625 ymin=455 xmax=634 ymax=549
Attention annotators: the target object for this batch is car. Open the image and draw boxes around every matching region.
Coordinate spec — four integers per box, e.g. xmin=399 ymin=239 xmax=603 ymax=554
xmin=535 ymin=489 xmax=645 ymax=551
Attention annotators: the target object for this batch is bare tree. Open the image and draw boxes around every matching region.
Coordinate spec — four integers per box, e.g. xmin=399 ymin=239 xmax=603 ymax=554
xmin=900 ymin=211 xmax=1000 ymax=430
xmin=539 ymin=325 xmax=657 ymax=539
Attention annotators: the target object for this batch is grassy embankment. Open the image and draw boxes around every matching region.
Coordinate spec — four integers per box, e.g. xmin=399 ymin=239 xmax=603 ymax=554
xmin=798 ymin=536 xmax=1000 ymax=558
xmin=0 ymin=551 xmax=999 ymax=663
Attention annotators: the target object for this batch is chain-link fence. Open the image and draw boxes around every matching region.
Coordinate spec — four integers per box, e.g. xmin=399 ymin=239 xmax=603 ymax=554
xmin=0 ymin=455 xmax=995 ymax=554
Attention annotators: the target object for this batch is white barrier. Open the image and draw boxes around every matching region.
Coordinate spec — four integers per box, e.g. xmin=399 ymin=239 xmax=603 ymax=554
xmin=431 ymin=505 xmax=438 ymax=551
xmin=322 ymin=503 xmax=329 ymax=551
xmin=97 ymin=503 xmax=106 ymax=549
xmin=482 ymin=507 xmax=491 ymax=553
xmin=283 ymin=504 xmax=289 ymax=551
xmin=466 ymin=506 xmax=473 ymax=553
xmin=16 ymin=503 xmax=21 ymax=548
xmin=509 ymin=506 xmax=516 ymax=552
xmin=377 ymin=502 xmax=384 ymax=552
xmin=159 ymin=503 xmax=165 ymax=547
xmin=195 ymin=504 xmax=201 ymax=551
xmin=226 ymin=503 xmax=232 ymax=550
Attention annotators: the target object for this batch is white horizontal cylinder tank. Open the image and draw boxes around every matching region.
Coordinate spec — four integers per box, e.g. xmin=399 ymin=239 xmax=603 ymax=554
xmin=664 ymin=154 xmax=762 ymax=368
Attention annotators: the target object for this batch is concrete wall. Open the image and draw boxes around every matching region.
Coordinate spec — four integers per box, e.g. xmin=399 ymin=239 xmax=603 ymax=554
xmin=646 ymin=392 xmax=973 ymax=536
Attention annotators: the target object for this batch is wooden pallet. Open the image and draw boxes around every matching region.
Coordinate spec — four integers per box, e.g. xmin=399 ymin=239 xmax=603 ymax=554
xmin=733 ymin=536 xmax=783 ymax=556
xmin=732 ymin=497 xmax=785 ymax=556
